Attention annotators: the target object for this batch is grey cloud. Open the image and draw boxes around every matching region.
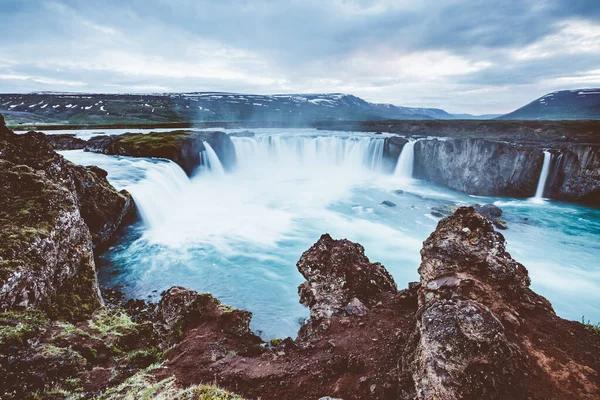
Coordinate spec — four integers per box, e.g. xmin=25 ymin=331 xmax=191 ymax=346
xmin=0 ymin=0 xmax=599 ymax=114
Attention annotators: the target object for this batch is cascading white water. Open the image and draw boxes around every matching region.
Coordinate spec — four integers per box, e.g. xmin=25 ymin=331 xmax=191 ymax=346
xmin=534 ymin=150 xmax=552 ymax=200
xmin=59 ymin=129 xmax=600 ymax=340
xmin=394 ymin=140 xmax=416 ymax=179
xmin=57 ymin=151 xmax=190 ymax=229
xmin=199 ymin=141 xmax=226 ymax=176
xmin=232 ymin=135 xmax=386 ymax=173
xmin=124 ymin=161 xmax=190 ymax=228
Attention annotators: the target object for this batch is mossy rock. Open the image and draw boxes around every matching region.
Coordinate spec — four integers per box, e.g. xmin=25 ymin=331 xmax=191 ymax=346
xmin=0 ymin=308 xmax=49 ymax=349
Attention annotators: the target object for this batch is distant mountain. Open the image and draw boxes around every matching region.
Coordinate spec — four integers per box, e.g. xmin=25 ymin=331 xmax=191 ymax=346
xmin=498 ymin=89 xmax=600 ymax=120
xmin=0 ymin=92 xmax=492 ymax=126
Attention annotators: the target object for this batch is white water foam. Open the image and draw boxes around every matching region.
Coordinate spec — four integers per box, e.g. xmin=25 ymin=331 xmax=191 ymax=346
xmin=532 ymin=150 xmax=552 ymax=203
xmin=394 ymin=140 xmax=416 ymax=179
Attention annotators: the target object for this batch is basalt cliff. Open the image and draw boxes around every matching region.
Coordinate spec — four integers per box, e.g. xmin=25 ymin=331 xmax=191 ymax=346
xmin=1 ymin=114 xmax=599 ymax=399
xmin=325 ymin=120 xmax=600 ymax=205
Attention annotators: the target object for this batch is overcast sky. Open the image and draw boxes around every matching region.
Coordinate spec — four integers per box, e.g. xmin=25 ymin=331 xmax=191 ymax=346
xmin=0 ymin=0 xmax=599 ymax=114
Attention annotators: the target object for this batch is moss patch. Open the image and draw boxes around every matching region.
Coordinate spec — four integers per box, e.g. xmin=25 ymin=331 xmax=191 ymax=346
xmin=98 ymin=364 xmax=244 ymax=399
xmin=0 ymin=308 xmax=49 ymax=348
xmin=88 ymin=308 xmax=139 ymax=337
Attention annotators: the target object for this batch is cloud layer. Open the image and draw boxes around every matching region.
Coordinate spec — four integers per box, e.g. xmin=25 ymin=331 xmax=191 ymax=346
xmin=0 ymin=0 xmax=599 ymax=114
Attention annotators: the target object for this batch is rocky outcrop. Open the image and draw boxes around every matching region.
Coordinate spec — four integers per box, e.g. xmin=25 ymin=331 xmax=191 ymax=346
xmin=546 ymin=145 xmax=600 ymax=205
xmin=414 ymin=138 xmax=544 ymax=197
xmin=0 ymin=159 xmax=101 ymax=320
xmin=297 ymin=234 xmax=397 ymax=335
xmin=46 ymin=133 xmax=87 ymax=150
xmin=70 ymin=166 xmax=133 ymax=249
xmin=84 ymin=130 xmax=237 ymax=175
xmin=154 ymin=286 xmax=261 ymax=348
xmin=411 ymin=207 xmax=599 ymax=399
xmin=0 ymin=116 xmax=132 ymax=318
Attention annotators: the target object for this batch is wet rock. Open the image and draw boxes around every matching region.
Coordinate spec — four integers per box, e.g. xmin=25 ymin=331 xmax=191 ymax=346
xmin=546 ymin=145 xmax=600 ymax=205
xmin=46 ymin=133 xmax=87 ymax=150
xmin=382 ymin=136 xmax=408 ymax=173
xmin=297 ymin=234 xmax=396 ymax=334
xmin=494 ymin=219 xmax=507 ymax=230
xmin=394 ymin=189 xmax=404 ymax=195
xmin=381 ymin=200 xmax=396 ymax=207
xmin=472 ymin=203 xmax=502 ymax=218
xmin=414 ymin=138 xmax=544 ymax=197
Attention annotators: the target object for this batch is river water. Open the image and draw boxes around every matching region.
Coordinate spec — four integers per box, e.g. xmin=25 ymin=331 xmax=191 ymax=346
xmin=59 ymin=128 xmax=600 ymax=339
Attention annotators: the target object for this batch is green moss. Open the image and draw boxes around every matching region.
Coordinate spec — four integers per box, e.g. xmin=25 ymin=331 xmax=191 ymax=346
xmin=269 ymin=338 xmax=282 ymax=347
xmin=124 ymin=347 xmax=165 ymax=368
xmin=44 ymin=258 xmax=101 ymax=322
xmin=118 ymin=131 xmax=192 ymax=152
xmin=88 ymin=308 xmax=138 ymax=337
xmin=63 ymin=377 xmax=83 ymax=392
xmin=97 ymin=364 xmax=245 ymax=399
xmin=39 ymin=344 xmax=83 ymax=360
xmin=219 ymin=304 xmax=235 ymax=314
xmin=53 ymin=321 xmax=95 ymax=340
xmin=581 ymin=316 xmax=600 ymax=333
xmin=0 ymin=309 xmax=48 ymax=348
xmin=183 ymin=385 xmax=245 ymax=400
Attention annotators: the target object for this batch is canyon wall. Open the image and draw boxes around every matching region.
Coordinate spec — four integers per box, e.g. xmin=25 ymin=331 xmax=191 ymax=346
xmin=413 ymin=138 xmax=544 ymax=197
xmin=381 ymin=135 xmax=600 ymax=205
xmin=546 ymin=144 xmax=600 ymax=204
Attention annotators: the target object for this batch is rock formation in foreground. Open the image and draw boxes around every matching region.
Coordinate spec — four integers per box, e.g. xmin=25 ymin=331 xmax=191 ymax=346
xmin=145 ymin=208 xmax=599 ymax=400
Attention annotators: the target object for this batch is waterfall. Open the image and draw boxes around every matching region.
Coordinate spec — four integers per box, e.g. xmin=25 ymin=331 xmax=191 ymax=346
xmin=199 ymin=141 xmax=226 ymax=176
xmin=534 ymin=150 xmax=552 ymax=200
xmin=231 ymin=135 xmax=386 ymax=173
xmin=394 ymin=140 xmax=416 ymax=179
xmin=124 ymin=161 xmax=190 ymax=229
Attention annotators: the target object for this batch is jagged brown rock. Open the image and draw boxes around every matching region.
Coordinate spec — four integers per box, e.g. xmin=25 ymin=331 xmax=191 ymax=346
xmin=297 ymin=234 xmax=397 ymax=336
xmin=154 ymin=286 xmax=261 ymax=348
xmin=46 ymin=133 xmax=87 ymax=150
xmin=411 ymin=207 xmax=599 ymax=399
